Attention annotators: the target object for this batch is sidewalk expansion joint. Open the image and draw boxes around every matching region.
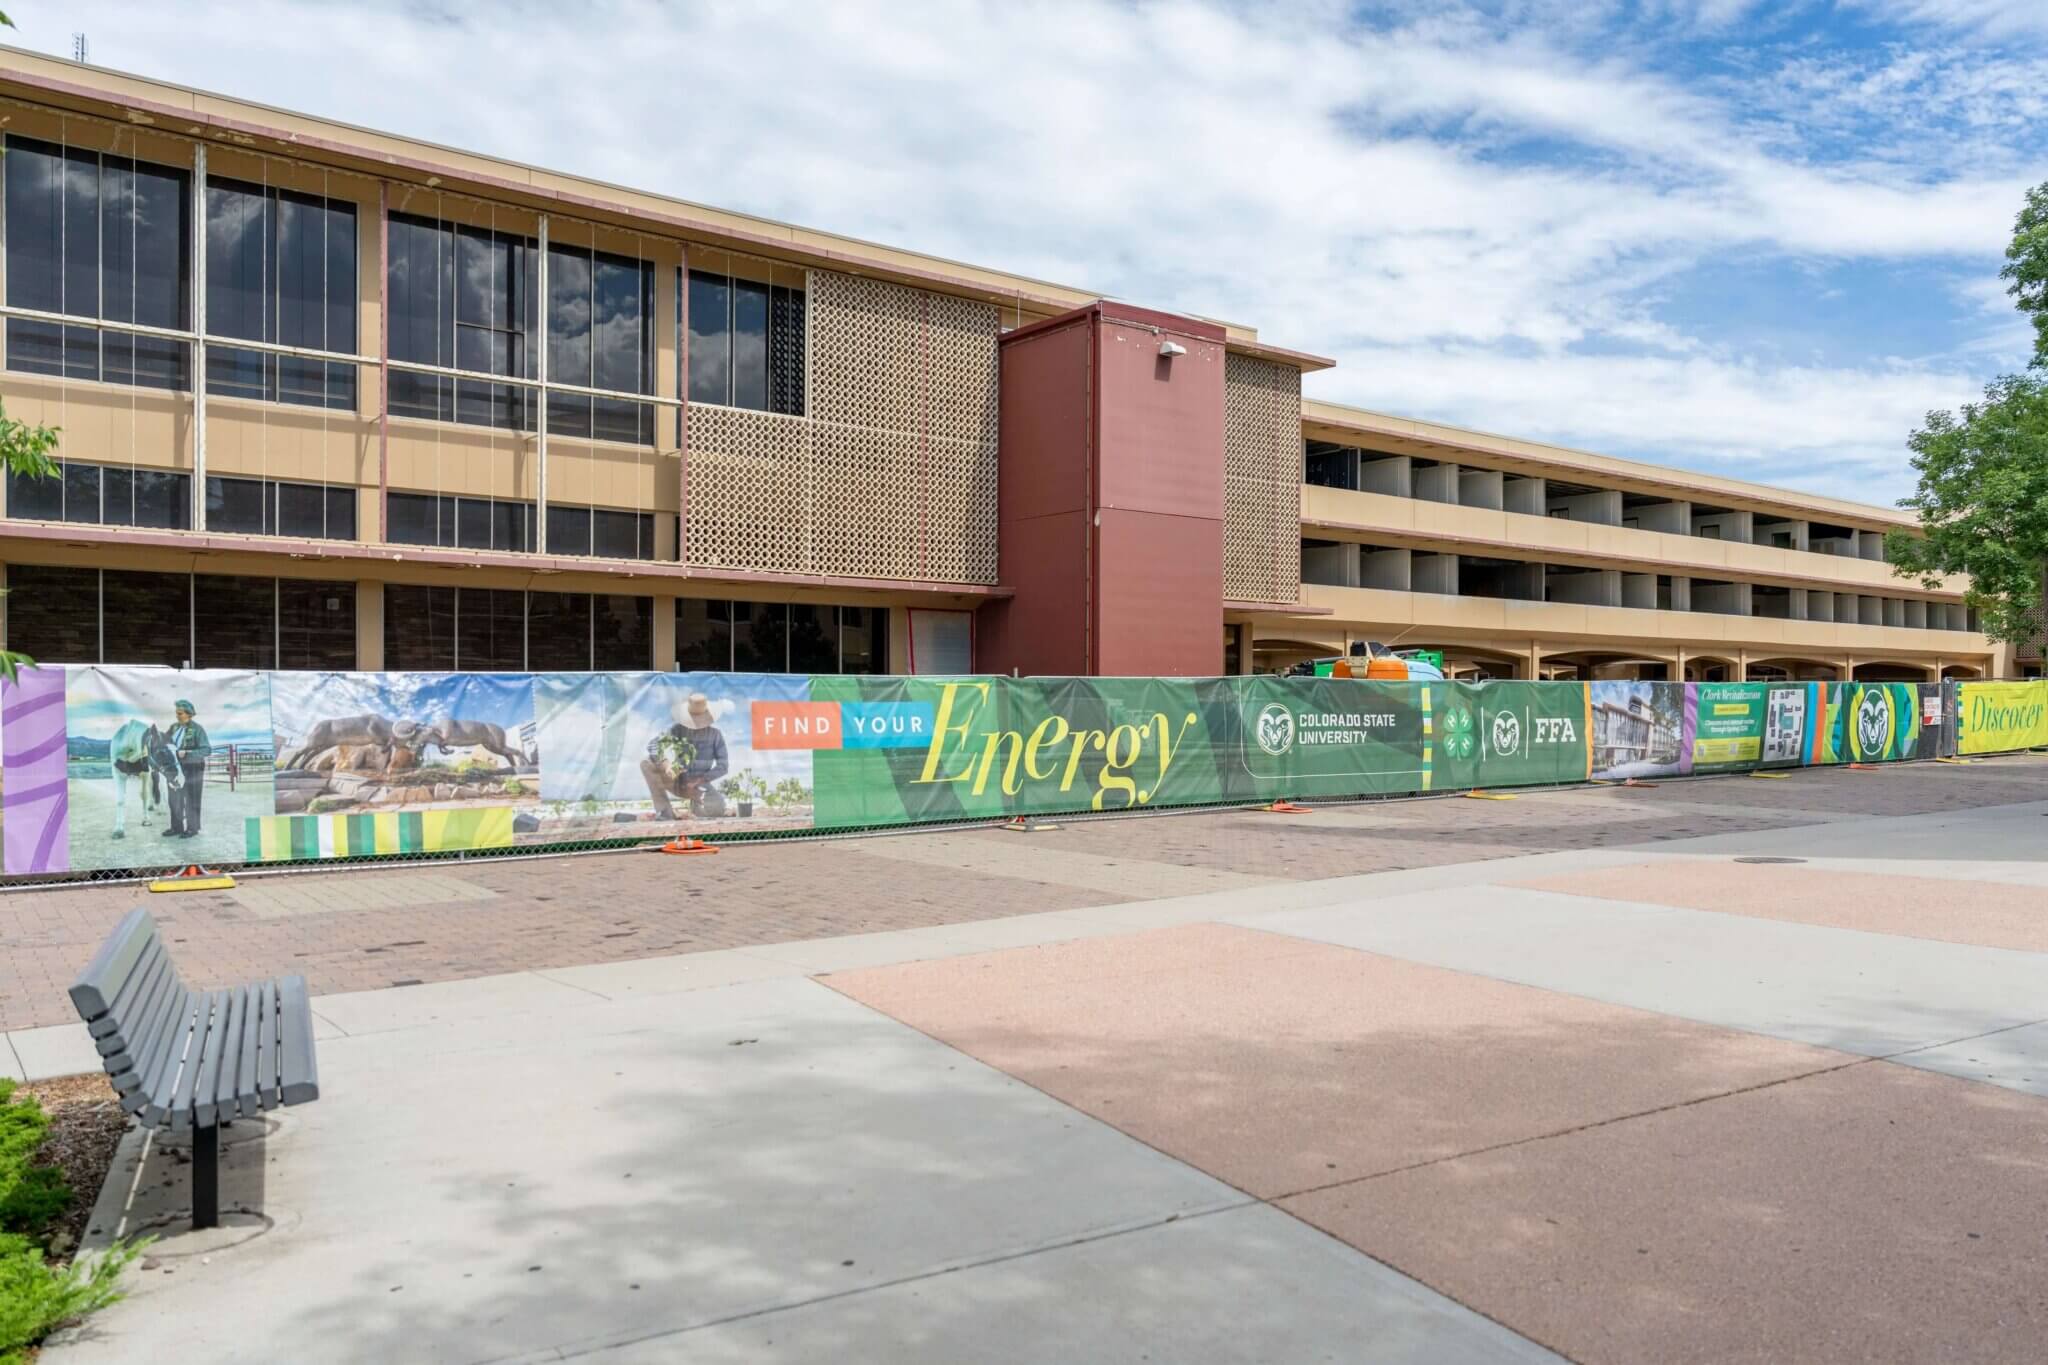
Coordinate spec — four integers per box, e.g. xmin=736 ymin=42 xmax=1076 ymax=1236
xmin=527 ymin=970 xmax=615 ymax=1001
xmin=2 ymin=1032 xmax=23 ymax=1082
xmin=1877 ymin=1015 xmax=2048 ymax=1062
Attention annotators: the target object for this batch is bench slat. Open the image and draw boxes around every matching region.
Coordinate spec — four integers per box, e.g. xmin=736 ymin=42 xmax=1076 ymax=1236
xmin=67 ymin=908 xmax=157 ymax=1020
xmin=90 ymin=937 xmax=168 ymax=1041
xmin=139 ymin=991 xmax=197 ymax=1128
xmin=277 ymin=976 xmax=320 ymax=1106
xmin=253 ymin=984 xmax=281 ymax=1111
xmin=115 ymin=972 xmax=188 ymax=1097
xmin=168 ymin=992 xmax=222 ymax=1132
xmin=191 ymin=990 xmax=234 ymax=1129
xmin=206 ymin=987 xmax=244 ymax=1129
xmin=234 ymin=983 xmax=262 ymax=1120
xmin=99 ymin=947 xmax=176 ymax=1075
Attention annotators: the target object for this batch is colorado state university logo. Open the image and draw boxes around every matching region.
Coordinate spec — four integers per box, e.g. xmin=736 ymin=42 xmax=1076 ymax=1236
xmin=1855 ymin=687 xmax=1893 ymax=759
xmin=1490 ymin=711 xmax=1521 ymax=757
xmin=1255 ymin=704 xmax=1296 ymax=756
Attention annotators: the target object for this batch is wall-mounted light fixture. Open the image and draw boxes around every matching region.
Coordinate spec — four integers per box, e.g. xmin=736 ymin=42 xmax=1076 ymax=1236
xmin=1159 ymin=340 xmax=1187 ymax=358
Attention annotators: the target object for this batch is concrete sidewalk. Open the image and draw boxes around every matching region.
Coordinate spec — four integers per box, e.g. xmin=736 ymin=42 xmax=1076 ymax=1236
xmin=38 ymin=795 xmax=2048 ymax=1363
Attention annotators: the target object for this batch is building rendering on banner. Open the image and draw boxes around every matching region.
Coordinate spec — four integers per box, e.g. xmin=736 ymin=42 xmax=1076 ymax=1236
xmin=0 ymin=48 xmax=2024 ymax=684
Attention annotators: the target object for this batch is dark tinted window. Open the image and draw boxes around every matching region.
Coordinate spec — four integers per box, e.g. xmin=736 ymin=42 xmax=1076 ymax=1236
xmin=207 ymin=475 xmax=269 ymax=534
xmin=686 ymin=270 xmax=730 ymax=404
xmin=731 ymin=600 xmax=787 ymax=672
xmin=385 ymin=584 xmax=457 ymax=671
xmin=544 ymin=505 xmax=592 ymax=557
xmin=676 ymin=597 xmax=730 ymax=670
xmin=278 ymin=579 xmax=356 ymax=670
xmin=388 ymin=213 xmax=535 ymax=430
xmin=203 ymin=179 xmax=356 ymax=411
xmin=591 ymin=508 xmax=650 ymax=560
xmin=102 ymin=467 xmax=191 ymax=529
xmin=789 ymin=603 xmax=836 ymax=672
xmin=206 ymin=475 xmax=352 ymax=540
xmin=5 ymin=465 xmax=64 ymax=520
xmin=732 ymin=279 xmax=769 ymax=412
xmin=525 ymin=591 xmax=589 ymax=672
xmin=840 ymin=606 xmax=884 ymax=674
xmin=386 ymin=491 xmax=449 ymax=547
xmin=685 ymin=270 xmax=802 ymax=415
xmin=3 ymin=137 xmax=191 ymax=392
xmin=4 ymin=564 xmax=100 ymax=663
xmin=457 ymin=586 xmax=524 ymax=671
xmin=594 ymin=594 xmax=651 ymax=671
xmin=547 ymin=243 xmax=652 ymax=443
xmin=194 ymin=573 xmax=276 ymax=669
xmin=62 ymin=463 xmax=101 ymax=522
xmin=101 ymin=569 xmax=192 ymax=666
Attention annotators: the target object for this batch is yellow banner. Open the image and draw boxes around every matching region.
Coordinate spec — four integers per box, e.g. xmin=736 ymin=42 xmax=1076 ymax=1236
xmin=1956 ymin=681 xmax=2048 ymax=754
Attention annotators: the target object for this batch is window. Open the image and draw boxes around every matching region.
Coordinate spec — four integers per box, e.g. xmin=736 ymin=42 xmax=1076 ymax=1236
xmin=456 ymin=586 xmax=525 ymax=671
xmin=101 ymin=570 xmax=193 ymax=666
xmin=526 ymin=590 xmax=591 ymax=673
xmin=194 ymin=573 xmax=276 ymax=669
xmin=543 ymin=503 xmax=655 ymax=560
xmin=673 ymin=599 xmax=887 ymax=673
xmin=383 ymin=584 xmax=456 ymax=671
xmin=386 ymin=214 xmax=537 ymax=430
xmin=686 ymin=268 xmax=803 ymax=414
xmin=594 ymin=595 xmax=652 ymax=671
xmin=3 ymin=564 xmax=100 ymax=663
xmin=5 ymin=462 xmax=190 ymax=529
xmin=4 ymin=136 xmax=191 ymax=391
xmin=205 ymin=178 xmax=357 ymax=410
xmin=548 ymin=244 xmax=655 ymax=443
xmin=386 ymin=491 xmax=534 ymax=553
xmin=277 ymin=580 xmax=356 ymax=670
xmin=205 ymin=475 xmax=356 ymax=540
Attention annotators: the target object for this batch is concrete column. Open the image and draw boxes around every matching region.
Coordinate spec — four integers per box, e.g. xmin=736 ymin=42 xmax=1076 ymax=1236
xmin=1622 ymin=573 xmax=1656 ymax=609
xmin=1814 ymin=535 xmax=1857 ymax=557
xmin=1412 ymin=553 xmax=1459 ymax=594
xmin=1668 ymin=576 xmax=1692 ymax=612
xmin=1859 ymin=595 xmax=1882 ymax=626
xmin=1944 ymin=603 xmax=1968 ymax=631
xmin=1788 ymin=588 xmax=1809 ymax=621
xmin=1413 ymin=463 xmax=1460 ymax=504
xmin=1547 ymin=567 xmax=1622 ymax=606
xmin=1361 ymin=547 xmax=1412 ymax=591
xmin=1549 ymin=489 xmax=1622 ymax=525
xmin=1808 ymin=590 xmax=1834 ymax=622
xmin=355 ymin=580 xmax=385 ymax=670
xmin=1526 ymin=642 xmax=1543 ymax=680
xmin=651 ymin=594 xmax=678 ymax=671
xmin=1302 ymin=542 xmax=1360 ymax=588
xmin=1692 ymin=509 xmax=1753 ymax=542
xmin=1359 ymin=455 xmax=1412 ymax=497
xmin=1904 ymin=599 xmax=1927 ymax=629
xmin=1754 ymin=520 xmax=1809 ymax=550
xmin=1882 ymin=598 xmax=1904 ymax=628
xmin=1235 ymin=622 xmax=1255 ymax=675
xmin=1857 ymin=530 xmax=1886 ymax=562
xmin=1506 ymin=563 xmax=1546 ymax=601
xmin=1837 ymin=592 xmax=1859 ymax=623
xmin=1696 ymin=582 xmax=1751 ymax=616
xmin=1504 ymin=476 xmax=1546 ymax=516
xmin=1457 ymin=468 xmax=1504 ymax=510
xmin=888 ymin=606 xmax=913 ymax=673
xmin=1632 ymin=500 xmax=1690 ymax=534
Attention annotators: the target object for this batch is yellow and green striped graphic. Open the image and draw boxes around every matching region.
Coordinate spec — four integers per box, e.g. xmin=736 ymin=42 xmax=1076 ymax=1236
xmin=244 ymin=808 xmax=515 ymax=863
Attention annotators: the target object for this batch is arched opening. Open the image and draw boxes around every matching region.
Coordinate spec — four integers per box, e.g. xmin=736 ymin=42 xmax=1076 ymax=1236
xmin=1684 ymin=655 xmax=1737 ymax=683
xmin=1252 ymin=637 xmax=1338 ymax=675
xmin=1417 ymin=645 xmax=1524 ymax=680
xmin=1852 ymin=660 xmax=1928 ymax=682
xmin=1940 ymin=663 xmax=1983 ymax=680
xmin=1542 ymin=652 xmax=1674 ymax=681
xmin=1747 ymin=657 xmax=1841 ymax=682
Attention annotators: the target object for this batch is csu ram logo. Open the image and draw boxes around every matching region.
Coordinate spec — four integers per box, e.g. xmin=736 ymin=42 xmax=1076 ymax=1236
xmin=1254 ymin=704 xmax=1296 ymax=756
xmin=1855 ymin=686 xmax=1894 ymax=760
xmin=1490 ymin=711 xmax=1521 ymax=756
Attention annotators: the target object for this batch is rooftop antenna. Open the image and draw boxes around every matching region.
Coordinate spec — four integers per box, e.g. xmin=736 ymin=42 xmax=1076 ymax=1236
xmin=71 ymin=33 xmax=89 ymax=63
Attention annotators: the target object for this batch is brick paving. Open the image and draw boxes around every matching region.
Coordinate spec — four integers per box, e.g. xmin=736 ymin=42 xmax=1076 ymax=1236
xmin=3 ymin=754 xmax=2045 ymax=1031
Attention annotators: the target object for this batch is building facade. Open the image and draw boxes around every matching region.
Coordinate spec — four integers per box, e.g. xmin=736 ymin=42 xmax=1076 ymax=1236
xmin=0 ymin=51 xmax=2014 ymax=684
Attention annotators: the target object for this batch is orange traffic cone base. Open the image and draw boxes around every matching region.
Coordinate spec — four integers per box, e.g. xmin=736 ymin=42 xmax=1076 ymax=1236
xmin=660 ymin=837 xmax=718 ymax=856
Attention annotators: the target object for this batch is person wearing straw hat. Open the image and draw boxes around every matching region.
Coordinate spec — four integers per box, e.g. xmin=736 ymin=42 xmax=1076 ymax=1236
xmin=639 ymin=691 xmax=730 ymax=820
xmin=163 ymin=698 xmax=212 ymax=839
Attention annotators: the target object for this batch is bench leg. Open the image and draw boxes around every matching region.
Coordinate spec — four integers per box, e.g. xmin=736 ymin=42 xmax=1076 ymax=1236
xmin=192 ymin=1124 xmax=219 ymax=1230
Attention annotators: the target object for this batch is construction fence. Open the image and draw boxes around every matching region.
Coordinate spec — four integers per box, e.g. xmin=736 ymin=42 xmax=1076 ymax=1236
xmin=1 ymin=667 xmax=2043 ymax=881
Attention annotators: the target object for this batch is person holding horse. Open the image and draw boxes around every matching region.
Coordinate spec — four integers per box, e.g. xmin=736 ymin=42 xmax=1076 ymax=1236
xmin=164 ymin=699 xmax=212 ymax=839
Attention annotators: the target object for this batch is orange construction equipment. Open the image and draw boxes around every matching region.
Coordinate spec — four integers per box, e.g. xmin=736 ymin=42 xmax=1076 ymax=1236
xmin=660 ymin=836 xmax=719 ymax=855
xmin=1260 ymin=799 xmax=1313 ymax=813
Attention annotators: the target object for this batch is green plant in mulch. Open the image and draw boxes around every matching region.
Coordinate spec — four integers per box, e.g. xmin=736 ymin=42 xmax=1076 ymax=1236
xmin=0 ymin=1080 xmax=140 ymax=1362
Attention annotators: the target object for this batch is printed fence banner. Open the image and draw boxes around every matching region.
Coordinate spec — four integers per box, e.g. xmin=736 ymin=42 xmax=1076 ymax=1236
xmin=1954 ymin=680 xmax=2048 ymax=755
xmin=1589 ymin=681 xmax=1692 ymax=781
xmin=0 ymin=665 xmax=1971 ymax=876
xmin=56 ymin=667 xmax=276 ymax=874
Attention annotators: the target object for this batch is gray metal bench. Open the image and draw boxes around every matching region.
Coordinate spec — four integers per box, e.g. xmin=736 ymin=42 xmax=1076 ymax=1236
xmin=69 ymin=908 xmax=320 ymax=1230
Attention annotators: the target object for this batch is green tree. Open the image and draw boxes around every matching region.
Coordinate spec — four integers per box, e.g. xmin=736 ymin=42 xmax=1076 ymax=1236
xmin=1886 ymin=373 xmax=2048 ymax=652
xmin=2002 ymin=182 xmax=2048 ymax=369
xmin=0 ymin=9 xmax=64 ymax=685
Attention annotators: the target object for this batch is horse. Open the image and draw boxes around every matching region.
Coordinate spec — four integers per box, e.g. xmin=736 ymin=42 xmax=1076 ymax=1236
xmin=107 ymin=720 xmax=184 ymax=841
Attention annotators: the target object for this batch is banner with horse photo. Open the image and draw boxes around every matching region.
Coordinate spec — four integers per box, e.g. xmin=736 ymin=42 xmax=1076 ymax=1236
xmin=32 ymin=667 xmax=278 ymax=874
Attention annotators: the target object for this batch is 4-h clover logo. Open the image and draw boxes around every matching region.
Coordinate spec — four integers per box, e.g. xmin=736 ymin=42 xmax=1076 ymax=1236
xmin=1254 ymin=703 xmax=1296 ymax=757
xmin=1490 ymin=711 xmax=1521 ymax=757
xmin=1440 ymin=706 xmax=1476 ymax=759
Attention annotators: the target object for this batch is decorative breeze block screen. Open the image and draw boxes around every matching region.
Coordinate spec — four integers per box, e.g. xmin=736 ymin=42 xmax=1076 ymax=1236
xmin=1224 ymin=353 xmax=1303 ymax=605
xmin=685 ymin=269 xmax=999 ymax=584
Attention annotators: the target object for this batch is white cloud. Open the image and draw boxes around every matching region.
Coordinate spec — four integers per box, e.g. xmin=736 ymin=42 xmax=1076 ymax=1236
xmin=25 ymin=0 xmax=2048 ymax=502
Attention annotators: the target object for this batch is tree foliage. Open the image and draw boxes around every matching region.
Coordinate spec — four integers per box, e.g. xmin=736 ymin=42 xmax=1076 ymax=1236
xmin=2002 ymin=182 xmax=2048 ymax=371
xmin=1886 ymin=373 xmax=2048 ymax=651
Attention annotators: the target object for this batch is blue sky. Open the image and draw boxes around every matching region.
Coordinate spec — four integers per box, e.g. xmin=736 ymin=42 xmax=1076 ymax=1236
xmin=22 ymin=0 xmax=2048 ymax=503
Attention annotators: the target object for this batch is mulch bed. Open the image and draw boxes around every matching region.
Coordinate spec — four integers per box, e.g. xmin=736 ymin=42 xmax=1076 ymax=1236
xmin=18 ymin=1074 xmax=128 ymax=1263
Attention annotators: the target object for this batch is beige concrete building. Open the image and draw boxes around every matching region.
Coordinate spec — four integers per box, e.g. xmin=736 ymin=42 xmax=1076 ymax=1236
xmin=0 ymin=49 xmax=2014 ymax=684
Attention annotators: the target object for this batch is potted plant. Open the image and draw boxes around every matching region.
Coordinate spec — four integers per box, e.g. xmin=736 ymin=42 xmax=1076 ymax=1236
xmin=721 ymin=769 xmax=755 ymax=818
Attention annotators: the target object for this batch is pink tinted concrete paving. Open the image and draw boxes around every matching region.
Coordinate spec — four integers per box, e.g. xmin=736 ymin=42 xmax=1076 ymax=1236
xmin=1281 ymin=1060 xmax=2048 ymax=1365
xmin=824 ymin=923 xmax=1850 ymax=1199
xmin=1513 ymin=861 xmax=2048 ymax=951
